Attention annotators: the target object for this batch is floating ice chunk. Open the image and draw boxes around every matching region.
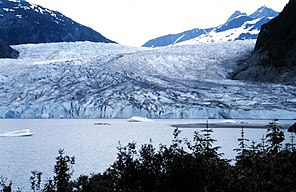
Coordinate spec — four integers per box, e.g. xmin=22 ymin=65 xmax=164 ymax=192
xmin=0 ymin=129 xmax=34 ymax=137
xmin=219 ymin=119 xmax=237 ymax=123
xmin=127 ymin=116 xmax=153 ymax=122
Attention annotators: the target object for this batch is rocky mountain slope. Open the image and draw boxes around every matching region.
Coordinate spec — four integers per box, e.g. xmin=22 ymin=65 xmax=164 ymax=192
xmin=0 ymin=41 xmax=295 ymax=119
xmin=143 ymin=6 xmax=278 ymax=47
xmin=0 ymin=0 xmax=115 ymax=45
xmin=0 ymin=41 xmax=19 ymax=58
xmin=231 ymin=1 xmax=296 ymax=85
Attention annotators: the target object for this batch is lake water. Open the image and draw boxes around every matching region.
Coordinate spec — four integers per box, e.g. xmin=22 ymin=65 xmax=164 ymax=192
xmin=0 ymin=119 xmax=294 ymax=191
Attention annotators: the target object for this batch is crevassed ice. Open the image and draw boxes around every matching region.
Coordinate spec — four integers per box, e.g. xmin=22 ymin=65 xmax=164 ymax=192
xmin=0 ymin=41 xmax=295 ymax=119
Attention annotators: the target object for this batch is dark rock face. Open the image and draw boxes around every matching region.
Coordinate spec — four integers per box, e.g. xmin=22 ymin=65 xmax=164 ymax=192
xmin=0 ymin=0 xmax=115 ymax=45
xmin=0 ymin=41 xmax=19 ymax=58
xmin=231 ymin=1 xmax=296 ymax=85
xmin=254 ymin=0 xmax=296 ymax=67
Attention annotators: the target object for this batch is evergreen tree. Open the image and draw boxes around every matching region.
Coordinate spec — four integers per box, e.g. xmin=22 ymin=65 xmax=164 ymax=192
xmin=30 ymin=171 xmax=42 ymax=192
xmin=53 ymin=149 xmax=75 ymax=192
xmin=0 ymin=177 xmax=12 ymax=192
xmin=265 ymin=120 xmax=285 ymax=154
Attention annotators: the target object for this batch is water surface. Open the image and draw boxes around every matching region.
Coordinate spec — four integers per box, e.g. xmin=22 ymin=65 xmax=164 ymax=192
xmin=0 ymin=119 xmax=294 ymax=191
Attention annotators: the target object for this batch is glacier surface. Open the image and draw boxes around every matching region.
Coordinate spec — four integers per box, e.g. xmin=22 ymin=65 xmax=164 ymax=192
xmin=0 ymin=41 xmax=295 ymax=119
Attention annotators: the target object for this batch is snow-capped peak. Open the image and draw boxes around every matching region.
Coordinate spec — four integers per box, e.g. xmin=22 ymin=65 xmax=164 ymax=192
xmin=174 ymin=6 xmax=279 ymax=45
xmin=143 ymin=6 xmax=278 ymax=48
xmin=250 ymin=6 xmax=278 ymax=19
xmin=227 ymin=10 xmax=247 ymax=22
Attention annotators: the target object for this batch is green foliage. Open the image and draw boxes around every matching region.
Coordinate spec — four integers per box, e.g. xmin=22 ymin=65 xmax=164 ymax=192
xmin=43 ymin=179 xmax=55 ymax=192
xmin=286 ymin=132 xmax=296 ymax=150
xmin=196 ymin=120 xmax=222 ymax=158
xmin=265 ymin=120 xmax=285 ymax=154
xmin=233 ymin=120 xmax=296 ymax=192
xmin=0 ymin=176 xmax=12 ymax=192
xmin=85 ymin=127 xmax=231 ymax=192
xmin=234 ymin=126 xmax=249 ymax=160
xmin=29 ymin=149 xmax=75 ymax=192
xmin=30 ymin=171 xmax=42 ymax=192
xmin=53 ymin=149 xmax=75 ymax=192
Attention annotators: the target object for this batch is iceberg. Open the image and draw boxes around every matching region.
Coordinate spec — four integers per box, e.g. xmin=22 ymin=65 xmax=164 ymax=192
xmin=0 ymin=129 xmax=34 ymax=137
xmin=219 ymin=119 xmax=237 ymax=123
xmin=127 ymin=116 xmax=153 ymax=122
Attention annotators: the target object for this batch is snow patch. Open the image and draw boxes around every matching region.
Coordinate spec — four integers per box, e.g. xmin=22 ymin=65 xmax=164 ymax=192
xmin=3 ymin=8 xmax=15 ymax=12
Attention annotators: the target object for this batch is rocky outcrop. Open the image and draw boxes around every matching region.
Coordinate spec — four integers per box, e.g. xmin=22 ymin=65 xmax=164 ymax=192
xmin=0 ymin=41 xmax=19 ymax=58
xmin=231 ymin=1 xmax=296 ymax=85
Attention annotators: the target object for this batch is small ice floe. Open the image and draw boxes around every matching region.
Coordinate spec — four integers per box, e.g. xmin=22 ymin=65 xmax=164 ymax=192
xmin=0 ymin=129 xmax=34 ymax=137
xmin=127 ymin=116 xmax=153 ymax=122
xmin=219 ymin=119 xmax=237 ymax=123
xmin=94 ymin=122 xmax=111 ymax=126
xmin=219 ymin=119 xmax=248 ymax=124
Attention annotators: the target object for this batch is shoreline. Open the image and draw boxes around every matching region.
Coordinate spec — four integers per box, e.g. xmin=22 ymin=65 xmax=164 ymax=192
xmin=171 ymin=122 xmax=291 ymax=129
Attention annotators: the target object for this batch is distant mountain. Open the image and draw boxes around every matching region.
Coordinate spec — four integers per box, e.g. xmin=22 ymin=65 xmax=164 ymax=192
xmin=0 ymin=41 xmax=19 ymax=58
xmin=182 ymin=6 xmax=279 ymax=44
xmin=0 ymin=0 xmax=115 ymax=45
xmin=143 ymin=6 xmax=278 ymax=47
xmin=143 ymin=28 xmax=212 ymax=47
xmin=227 ymin=11 xmax=247 ymax=22
xmin=231 ymin=1 xmax=296 ymax=85
xmin=249 ymin=5 xmax=278 ymax=19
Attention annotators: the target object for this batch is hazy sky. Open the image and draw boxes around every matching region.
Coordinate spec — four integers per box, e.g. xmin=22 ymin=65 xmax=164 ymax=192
xmin=27 ymin=0 xmax=289 ymax=46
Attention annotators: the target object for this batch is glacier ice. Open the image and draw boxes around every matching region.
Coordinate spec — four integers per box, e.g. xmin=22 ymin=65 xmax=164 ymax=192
xmin=0 ymin=41 xmax=295 ymax=119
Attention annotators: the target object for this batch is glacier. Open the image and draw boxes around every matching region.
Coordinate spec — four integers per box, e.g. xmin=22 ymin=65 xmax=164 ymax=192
xmin=0 ymin=41 xmax=295 ymax=119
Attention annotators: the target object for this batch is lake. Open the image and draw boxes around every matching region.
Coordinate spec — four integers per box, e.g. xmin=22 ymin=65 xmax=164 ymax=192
xmin=0 ymin=119 xmax=294 ymax=191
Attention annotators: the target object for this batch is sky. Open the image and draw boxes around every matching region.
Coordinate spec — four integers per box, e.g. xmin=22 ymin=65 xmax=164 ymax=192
xmin=27 ymin=0 xmax=289 ymax=47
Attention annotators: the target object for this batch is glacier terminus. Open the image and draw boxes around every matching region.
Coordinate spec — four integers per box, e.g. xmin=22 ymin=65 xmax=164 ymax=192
xmin=0 ymin=41 xmax=295 ymax=119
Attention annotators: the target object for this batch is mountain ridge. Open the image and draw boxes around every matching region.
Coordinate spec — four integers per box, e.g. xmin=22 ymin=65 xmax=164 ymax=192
xmin=143 ymin=6 xmax=278 ymax=47
xmin=249 ymin=6 xmax=278 ymax=19
xmin=143 ymin=28 xmax=213 ymax=47
xmin=0 ymin=0 xmax=115 ymax=45
xmin=227 ymin=11 xmax=247 ymax=22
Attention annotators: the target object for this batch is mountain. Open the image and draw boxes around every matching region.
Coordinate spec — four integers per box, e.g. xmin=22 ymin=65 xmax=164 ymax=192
xmin=142 ymin=28 xmax=212 ymax=47
xmin=0 ymin=41 xmax=19 ymax=58
xmin=143 ymin=6 xmax=278 ymax=47
xmin=231 ymin=1 xmax=296 ymax=85
xmin=227 ymin=11 xmax=247 ymax=22
xmin=0 ymin=0 xmax=115 ymax=45
xmin=182 ymin=6 xmax=278 ymax=44
xmin=249 ymin=5 xmax=278 ymax=19
xmin=0 ymin=41 xmax=295 ymax=119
